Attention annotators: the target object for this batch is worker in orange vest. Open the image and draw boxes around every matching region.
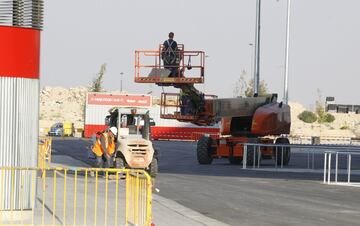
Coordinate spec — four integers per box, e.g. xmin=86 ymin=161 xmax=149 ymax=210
xmin=92 ymin=127 xmax=117 ymax=168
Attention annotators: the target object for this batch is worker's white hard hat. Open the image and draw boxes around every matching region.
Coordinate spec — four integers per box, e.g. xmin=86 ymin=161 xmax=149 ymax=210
xmin=109 ymin=127 xmax=118 ymax=136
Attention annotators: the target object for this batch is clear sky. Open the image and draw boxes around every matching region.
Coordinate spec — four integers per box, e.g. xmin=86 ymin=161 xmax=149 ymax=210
xmin=40 ymin=0 xmax=360 ymax=108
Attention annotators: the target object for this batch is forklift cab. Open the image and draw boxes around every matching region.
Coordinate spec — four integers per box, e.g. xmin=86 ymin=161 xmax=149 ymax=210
xmin=106 ymin=107 xmax=151 ymax=141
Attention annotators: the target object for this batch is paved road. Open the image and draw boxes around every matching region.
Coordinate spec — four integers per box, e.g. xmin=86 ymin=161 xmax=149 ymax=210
xmin=52 ymin=138 xmax=360 ymax=226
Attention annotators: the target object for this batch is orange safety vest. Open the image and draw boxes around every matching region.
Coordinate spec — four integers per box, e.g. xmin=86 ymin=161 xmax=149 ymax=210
xmin=92 ymin=132 xmax=116 ymax=157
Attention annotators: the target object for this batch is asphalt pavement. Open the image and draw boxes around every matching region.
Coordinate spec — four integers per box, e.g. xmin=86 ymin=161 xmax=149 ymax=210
xmin=51 ymin=138 xmax=360 ymax=226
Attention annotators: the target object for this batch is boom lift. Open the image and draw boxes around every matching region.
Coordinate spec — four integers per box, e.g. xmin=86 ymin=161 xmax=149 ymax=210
xmin=134 ymin=45 xmax=291 ymax=165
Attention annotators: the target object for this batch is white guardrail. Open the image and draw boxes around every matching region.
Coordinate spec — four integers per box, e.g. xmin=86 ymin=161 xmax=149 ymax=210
xmin=242 ymin=143 xmax=360 ymax=187
xmin=324 ymin=151 xmax=360 ymax=187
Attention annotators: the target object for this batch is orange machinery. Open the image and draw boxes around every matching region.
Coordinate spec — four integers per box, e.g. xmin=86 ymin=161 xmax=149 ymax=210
xmin=134 ymin=45 xmax=291 ymax=165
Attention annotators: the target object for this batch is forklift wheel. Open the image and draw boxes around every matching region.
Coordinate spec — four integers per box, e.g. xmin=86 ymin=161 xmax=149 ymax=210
xmin=115 ymin=157 xmax=125 ymax=169
xmin=147 ymin=157 xmax=158 ymax=178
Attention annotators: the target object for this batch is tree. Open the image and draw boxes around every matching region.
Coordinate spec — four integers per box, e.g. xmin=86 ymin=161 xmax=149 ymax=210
xmin=89 ymin=63 xmax=107 ymax=92
xmin=315 ymin=89 xmax=335 ymax=123
xmin=244 ymin=79 xmax=268 ymax=97
xmin=233 ymin=70 xmax=269 ymax=97
xmin=233 ymin=70 xmax=248 ymax=97
xmin=315 ymin=89 xmax=325 ymax=121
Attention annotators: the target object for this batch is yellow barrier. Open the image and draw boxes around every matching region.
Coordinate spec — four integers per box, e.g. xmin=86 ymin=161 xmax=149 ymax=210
xmin=0 ymin=167 xmax=152 ymax=226
xmin=38 ymin=137 xmax=52 ymax=168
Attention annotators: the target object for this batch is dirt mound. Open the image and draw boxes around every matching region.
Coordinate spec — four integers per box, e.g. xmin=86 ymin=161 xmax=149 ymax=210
xmin=39 ymin=87 xmax=360 ymax=138
xmin=39 ymin=86 xmax=87 ymax=132
xmin=289 ymin=101 xmax=360 ymax=138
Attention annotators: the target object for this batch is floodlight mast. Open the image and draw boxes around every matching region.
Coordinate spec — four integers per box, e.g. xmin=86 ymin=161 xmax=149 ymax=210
xmin=253 ymin=0 xmax=261 ymax=95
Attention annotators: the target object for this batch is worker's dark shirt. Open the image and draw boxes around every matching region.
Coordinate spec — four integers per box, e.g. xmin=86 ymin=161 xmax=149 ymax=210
xmin=163 ymin=39 xmax=177 ymax=51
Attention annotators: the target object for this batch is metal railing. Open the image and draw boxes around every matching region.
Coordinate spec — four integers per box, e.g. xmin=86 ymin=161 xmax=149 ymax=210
xmin=0 ymin=167 xmax=152 ymax=226
xmin=324 ymin=151 xmax=360 ymax=187
xmin=242 ymin=143 xmax=360 ymax=169
xmin=134 ymin=46 xmax=205 ymax=84
xmin=242 ymin=143 xmax=360 ymax=187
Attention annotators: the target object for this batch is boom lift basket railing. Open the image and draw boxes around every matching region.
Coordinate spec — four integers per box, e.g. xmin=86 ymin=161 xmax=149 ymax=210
xmin=160 ymin=92 xmax=195 ymax=121
xmin=135 ymin=44 xmax=205 ymax=84
xmin=160 ymin=92 xmax=218 ymax=125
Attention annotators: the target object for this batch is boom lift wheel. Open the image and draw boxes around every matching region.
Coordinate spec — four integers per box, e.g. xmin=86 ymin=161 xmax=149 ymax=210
xmin=197 ymin=136 xmax=213 ymax=164
xmin=273 ymin=138 xmax=291 ymax=165
xmin=229 ymin=156 xmax=242 ymax=164
xmin=228 ymin=144 xmax=242 ymax=164
xmin=229 ymin=145 xmax=243 ymax=165
xmin=245 ymin=138 xmax=261 ymax=166
xmin=245 ymin=145 xmax=261 ymax=166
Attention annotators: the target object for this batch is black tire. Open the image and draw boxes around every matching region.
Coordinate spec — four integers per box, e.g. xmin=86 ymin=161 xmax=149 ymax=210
xmin=115 ymin=157 xmax=125 ymax=169
xmin=147 ymin=157 xmax=158 ymax=178
xmin=273 ymin=138 xmax=291 ymax=166
xmin=197 ymin=136 xmax=213 ymax=164
xmin=246 ymin=145 xmax=261 ymax=166
xmin=229 ymin=156 xmax=242 ymax=165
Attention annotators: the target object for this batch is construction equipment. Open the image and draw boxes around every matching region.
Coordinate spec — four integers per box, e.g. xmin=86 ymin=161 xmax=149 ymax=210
xmin=105 ymin=107 xmax=158 ymax=177
xmin=135 ymin=44 xmax=291 ymax=166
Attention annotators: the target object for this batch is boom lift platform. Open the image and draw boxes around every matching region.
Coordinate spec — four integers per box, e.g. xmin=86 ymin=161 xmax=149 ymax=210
xmin=134 ymin=44 xmax=291 ymax=166
xmin=135 ymin=44 xmax=205 ymax=84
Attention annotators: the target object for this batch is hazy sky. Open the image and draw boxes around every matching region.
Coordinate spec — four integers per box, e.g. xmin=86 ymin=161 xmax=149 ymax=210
xmin=40 ymin=0 xmax=360 ymax=108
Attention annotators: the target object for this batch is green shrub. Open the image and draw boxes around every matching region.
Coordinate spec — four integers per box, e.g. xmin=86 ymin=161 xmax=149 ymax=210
xmin=298 ymin=111 xmax=317 ymax=123
xmin=322 ymin=113 xmax=335 ymax=123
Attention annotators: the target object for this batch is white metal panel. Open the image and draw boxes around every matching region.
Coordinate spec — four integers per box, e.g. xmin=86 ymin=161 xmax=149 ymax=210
xmin=0 ymin=0 xmax=44 ymax=29
xmin=85 ymin=105 xmax=112 ymax=125
xmin=0 ymin=77 xmax=38 ymax=209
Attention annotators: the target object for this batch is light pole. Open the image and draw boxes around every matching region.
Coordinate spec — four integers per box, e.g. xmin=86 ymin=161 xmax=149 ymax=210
xmin=254 ymin=0 xmax=261 ymax=95
xmin=249 ymin=43 xmax=255 ymax=80
xmin=120 ymin=72 xmax=124 ymax=92
xmin=283 ymin=0 xmax=291 ymax=104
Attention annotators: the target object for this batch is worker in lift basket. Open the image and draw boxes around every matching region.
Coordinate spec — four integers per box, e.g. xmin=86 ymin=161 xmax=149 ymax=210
xmin=161 ymin=32 xmax=182 ymax=77
xmin=92 ymin=127 xmax=117 ymax=168
xmin=180 ymin=89 xmax=194 ymax=116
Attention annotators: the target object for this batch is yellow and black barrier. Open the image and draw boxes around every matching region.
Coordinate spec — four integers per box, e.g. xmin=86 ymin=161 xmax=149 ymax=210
xmin=0 ymin=167 xmax=152 ymax=226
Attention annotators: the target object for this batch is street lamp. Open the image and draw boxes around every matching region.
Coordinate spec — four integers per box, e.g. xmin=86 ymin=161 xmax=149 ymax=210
xmin=283 ymin=0 xmax=291 ymax=104
xmin=254 ymin=0 xmax=261 ymax=95
xmin=120 ymin=72 xmax=124 ymax=92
